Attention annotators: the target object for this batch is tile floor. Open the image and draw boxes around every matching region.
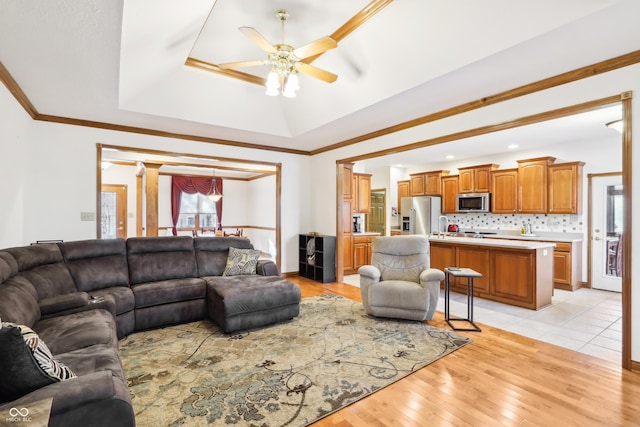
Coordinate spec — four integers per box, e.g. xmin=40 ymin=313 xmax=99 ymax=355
xmin=343 ymin=274 xmax=623 ymax=364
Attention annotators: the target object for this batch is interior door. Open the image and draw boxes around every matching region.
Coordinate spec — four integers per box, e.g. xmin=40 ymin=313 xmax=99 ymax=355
xmin=366 ymin=189 xmax=386 ymax=234
xmin=101 ymin=184 xmax=127 ymax=239
xmin=591 ymin=175 xmax=622 ymax=292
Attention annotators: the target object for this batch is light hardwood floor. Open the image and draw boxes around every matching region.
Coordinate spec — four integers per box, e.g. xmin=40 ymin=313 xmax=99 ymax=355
xmin=288 ymin=276 xmax=640 ymax=426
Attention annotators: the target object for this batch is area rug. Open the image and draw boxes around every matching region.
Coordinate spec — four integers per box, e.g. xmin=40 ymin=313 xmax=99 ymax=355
xmin=119 ymin=294 xmax=472 ymax=427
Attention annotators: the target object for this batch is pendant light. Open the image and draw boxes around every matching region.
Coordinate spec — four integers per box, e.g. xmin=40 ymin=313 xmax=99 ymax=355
xmin=208 ymin=169 xmax=223 ymax=202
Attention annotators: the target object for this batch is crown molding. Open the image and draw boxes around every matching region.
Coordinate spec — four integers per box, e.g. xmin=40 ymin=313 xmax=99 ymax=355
xmin=1 ymin=49 xmax=639 ymax=157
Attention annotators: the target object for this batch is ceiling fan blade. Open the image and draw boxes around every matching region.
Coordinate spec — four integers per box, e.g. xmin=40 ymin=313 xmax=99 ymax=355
xmin=297 ymin=63 xmax=338 ymax=83
xmin=218 ymin=60 xmax=265 ymax=70
xmin=293 ymin=37 xmax=337 ymax=59
xmin=239 ymin=26 xmax=277 ymax=53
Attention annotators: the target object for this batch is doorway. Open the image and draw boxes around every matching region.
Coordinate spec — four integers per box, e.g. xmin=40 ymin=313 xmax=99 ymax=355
xmin=366 ymin=189 xmax=386 ymax=234
xmin=101 ymin=184 xmax=127 ymax=239
xmin=590 ymin=174 xmax=623 ymax=292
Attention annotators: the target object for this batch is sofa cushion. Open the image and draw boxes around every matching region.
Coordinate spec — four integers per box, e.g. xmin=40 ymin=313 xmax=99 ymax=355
xmin=0 ymin=251 xmax=18 ymax=283
xmin=5 ymin=244 xmax=77 ymax=299
xmin=126 ymin=236 xmax=197 ymax=285
xmin=0 ymin=322 xmax=76 ymax=402
xmin=58 ymin=239 xmax=130 ymax=292
xmin=222 ymin=247 xmax=261 ymax=276
xmin=131 ymin=278 xmax=206 ymax=308
xmin=35 ymin=309 xmax=118 ymax=355
xmin=194 ymin=236 xmax=254 ymax=277
xmin=39 ymin=292 xmax=90 ymax=316
xmin=0 ymin=279 xmax=41 ymax=327
xmin=90 ymin=286 xmax=135 ymax=315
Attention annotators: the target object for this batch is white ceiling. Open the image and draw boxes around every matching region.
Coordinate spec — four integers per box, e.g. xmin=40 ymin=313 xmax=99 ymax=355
xmin=0 ymin=0 xmax=637 ymax=161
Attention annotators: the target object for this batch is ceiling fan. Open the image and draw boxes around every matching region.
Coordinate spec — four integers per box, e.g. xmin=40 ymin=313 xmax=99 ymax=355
xmin=219 ymin=9 xmax=338 ymax=97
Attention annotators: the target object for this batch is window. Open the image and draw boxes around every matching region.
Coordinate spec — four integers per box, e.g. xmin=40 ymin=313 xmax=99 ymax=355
xmin=176 ymin=193 xmax=218 ymax=230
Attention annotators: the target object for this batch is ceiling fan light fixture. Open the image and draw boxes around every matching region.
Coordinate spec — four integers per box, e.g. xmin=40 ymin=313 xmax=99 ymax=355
xmin=265 ymin=70 xmax=280 ymax=96
xmin=219 ymin=9 xmax=337 ymax=98
xmin=282 ymin=74 xmax=299 ymax=98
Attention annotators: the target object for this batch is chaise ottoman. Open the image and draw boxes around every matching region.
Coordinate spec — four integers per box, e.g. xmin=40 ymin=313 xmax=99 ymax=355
xmin=205 ymin=276 xmax=301 ymax=333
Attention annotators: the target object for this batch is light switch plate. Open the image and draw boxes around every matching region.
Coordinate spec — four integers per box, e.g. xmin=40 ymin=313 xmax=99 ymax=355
xmin=80 ymin=212 xmax=96 ymax=221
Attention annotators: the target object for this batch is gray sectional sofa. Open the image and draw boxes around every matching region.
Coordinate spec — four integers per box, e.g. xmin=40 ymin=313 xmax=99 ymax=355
xmin=0 ymin=236 xmax=300 ymax=427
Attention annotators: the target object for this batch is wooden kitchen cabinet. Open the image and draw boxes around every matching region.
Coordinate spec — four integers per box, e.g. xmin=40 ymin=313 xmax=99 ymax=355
xmin=491 ymin=168 xmax=518 ymax=213
xmin=431 ymin=240 xmax=553 ymax=310
xmin=548 ymin=241 xmax=582 ymax=291
xmin=452 ymin=246 xmax=491 ymax=294
xmin=353 ymin=235 xmax=376 ymax=270
xmin=343 ymin=163 xmax=353 ymax=200
xmin=409 ymin=173 xmax=425 ymax=196
xmin=517 ymin=157 xmax=555 ymax=213
xmin=441 ymin=175 xmax=459 ymax=214
xmin=458 ymin=164 xmax=498 ymax=193
xmin=547 ymin=161 xmax=585 ymax=214
xmin=491 ymin=249 xmax=536 ymax=305
xmin=409 ymin=170 xmax=448 ymax=196
xmin=425 ymin=170 xmax=449 ymax=195
xmin=430 ymin=242 xmax=455 ymax=272
xmin=342 ymin=199 xmax=354 ymax=273
xmin=397 ymin=180 xmax=410 ymax=210
xmin=352 ymin=173 xmax=371 ymax=213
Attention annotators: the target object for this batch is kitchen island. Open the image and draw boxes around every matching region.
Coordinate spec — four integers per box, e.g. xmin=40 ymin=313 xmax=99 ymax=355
xmin=429 ymin=235 xmax=556 ymax=310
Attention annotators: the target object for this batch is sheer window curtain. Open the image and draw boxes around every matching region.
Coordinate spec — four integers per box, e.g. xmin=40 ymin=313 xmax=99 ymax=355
xmin=171 ymin=176 xmax=223 ymax=236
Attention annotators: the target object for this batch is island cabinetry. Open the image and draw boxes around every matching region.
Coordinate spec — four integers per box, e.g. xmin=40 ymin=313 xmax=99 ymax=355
xmin=547 ymin=161 xmax=585 ymax=214
xmin=490 ymin=249 xmax=537 ymax=306
xmin=458 ymin=164 xmax=499 ymax=193
xmin=441 ymin=175 xmax=459 ymax=214
xmin=517 ymin=156 xmax=556 ymax=213
xmin=548 ymin=241 xmax=582 ymax=291
xmin=352 ymin=173 xmax=371 ymax=213
xmin=453 ymin=246 xmax=491 ymax=294
xmin=397 ymin=180 xmax=410 ymax=210
xmin=430 ymin=242 xmax=455 ymax=286
xmin=491 ymin=168 xmax=518 ymax=213
xmin=429 ymin=240 xmax=553 ymax=310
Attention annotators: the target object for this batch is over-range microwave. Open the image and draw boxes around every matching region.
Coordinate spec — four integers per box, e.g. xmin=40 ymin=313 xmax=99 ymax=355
xmin=456 ymin=192 xmax=491 ymax=212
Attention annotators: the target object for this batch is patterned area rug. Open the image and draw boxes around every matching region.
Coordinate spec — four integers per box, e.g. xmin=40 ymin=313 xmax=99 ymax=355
xmin=120 ymin=294 xmax=472 ymax=427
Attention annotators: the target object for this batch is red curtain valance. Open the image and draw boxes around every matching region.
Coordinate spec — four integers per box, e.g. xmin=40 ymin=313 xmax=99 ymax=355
xmin=171 ymin=176 xmax=223 ymax=235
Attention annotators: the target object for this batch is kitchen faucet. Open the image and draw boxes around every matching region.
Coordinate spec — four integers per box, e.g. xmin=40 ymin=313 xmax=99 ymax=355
xmin=438 ymin=216 xmax=449 ymax=238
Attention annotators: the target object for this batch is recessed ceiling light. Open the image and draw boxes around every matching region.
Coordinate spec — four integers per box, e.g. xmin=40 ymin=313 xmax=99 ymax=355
xmin=508 ymin=144 xmax=519 ymax=149
xmin=446 ymin=155 xmax=454 ymax=160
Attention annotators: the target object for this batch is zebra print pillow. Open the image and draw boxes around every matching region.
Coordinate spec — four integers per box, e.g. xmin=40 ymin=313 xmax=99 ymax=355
xmin=0 ymin=322 xmax=76 ymax=400
xmin=222 ymin=247 xmax=261 ymax=276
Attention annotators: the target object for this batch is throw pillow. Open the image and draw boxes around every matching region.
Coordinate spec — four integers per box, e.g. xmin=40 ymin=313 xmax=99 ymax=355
xmin=222 ymin=247 xmax=261 ymax=276
xmin=0 ymin=322 xmax=76 ymax=401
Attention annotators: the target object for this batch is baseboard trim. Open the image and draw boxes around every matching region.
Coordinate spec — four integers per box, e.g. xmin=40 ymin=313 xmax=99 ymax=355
xmin=283 ymin=272 xmax=299 ymax=278
xmin=631 ymin=360 xmax=640 ymax=372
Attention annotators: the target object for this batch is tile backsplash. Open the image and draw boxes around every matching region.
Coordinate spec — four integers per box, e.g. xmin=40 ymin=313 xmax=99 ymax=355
xmin=444 ymin=213 xmax=583 ymax=233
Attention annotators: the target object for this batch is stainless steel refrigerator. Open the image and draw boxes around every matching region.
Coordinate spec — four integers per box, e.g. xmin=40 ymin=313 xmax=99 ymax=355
xmin=400 ymin=196 xmax=442 ymax=235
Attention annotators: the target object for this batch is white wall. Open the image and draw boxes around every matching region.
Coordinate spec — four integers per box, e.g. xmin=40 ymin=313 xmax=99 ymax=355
xmin=2 ymin=112 xmax=310 ymax=273
xmin=102 ymin=164 xmax=138 ymax=237
xmin=308 ymin=63 xmax=640 ymax=362
xmin=0 ymin=84 xmax=30 ymax=247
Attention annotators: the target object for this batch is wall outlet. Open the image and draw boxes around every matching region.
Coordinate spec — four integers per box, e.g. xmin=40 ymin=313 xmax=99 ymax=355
xmin=80 ymin=212 xmax=96 ymax=221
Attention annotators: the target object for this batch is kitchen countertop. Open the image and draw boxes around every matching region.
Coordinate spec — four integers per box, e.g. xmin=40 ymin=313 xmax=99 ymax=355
xmin=451 ymin=230 xmax=583 ymax=243
xmin=429 ymin=235 xmax=556 ymax=250
xmin=352 ymin=232 xmax=382 ymax=236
